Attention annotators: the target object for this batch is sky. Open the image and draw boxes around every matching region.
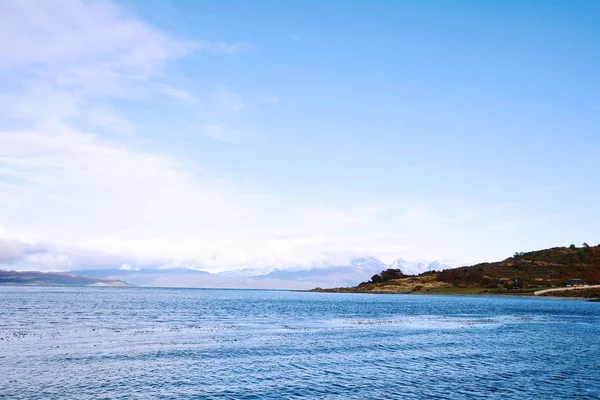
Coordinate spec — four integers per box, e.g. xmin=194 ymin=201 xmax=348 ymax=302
xmin=0 ymin=0 xmax=599 ymax=275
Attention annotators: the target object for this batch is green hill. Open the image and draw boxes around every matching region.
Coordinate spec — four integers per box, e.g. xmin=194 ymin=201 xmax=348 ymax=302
xmin=435 ymin=244 xmax=600 ymax=288
xmin=312 ymin=244 xmax=600 ymax=297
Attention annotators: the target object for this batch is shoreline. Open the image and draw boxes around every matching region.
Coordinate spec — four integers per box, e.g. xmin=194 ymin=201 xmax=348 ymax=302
xmin=307 ymin=289 xmax=599 ymax=301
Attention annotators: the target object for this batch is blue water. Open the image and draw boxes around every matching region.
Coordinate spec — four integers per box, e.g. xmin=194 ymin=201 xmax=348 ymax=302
xmin=0 ymin=287 xmax=599 ymax=399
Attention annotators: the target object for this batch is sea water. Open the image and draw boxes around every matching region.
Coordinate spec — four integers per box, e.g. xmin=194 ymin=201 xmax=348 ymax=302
xmin=1 ymin=286 xmax=599 ymax=399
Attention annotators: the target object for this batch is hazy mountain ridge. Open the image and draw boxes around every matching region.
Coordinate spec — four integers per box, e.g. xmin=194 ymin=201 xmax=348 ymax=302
xmin=0 ymin=270 xmax=128 ymax=287
xmin=388 ymin=259 xmax=452 ymax=276
xmin=62 ymin=256 xmax=451 ymax=288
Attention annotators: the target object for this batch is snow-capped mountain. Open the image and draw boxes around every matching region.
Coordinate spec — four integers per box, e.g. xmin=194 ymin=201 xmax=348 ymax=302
xmin=347 ymin=256 xmax=388 ymax=273
xmin=388 ymin=259 xmax=453 ymax=275
xmin=67 ymin=256 xmax=453 ymax=289
xmin=254 ymin=256 xmax=387 ymax=287
xmin=253 ymin=256 xmax=451 ymax=287
xmin=426 ymin=260 xmax=452 ymax=272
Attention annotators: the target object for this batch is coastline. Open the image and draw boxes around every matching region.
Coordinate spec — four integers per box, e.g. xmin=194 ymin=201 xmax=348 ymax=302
xmin=307 ymin=288 xmax=600 ymax=301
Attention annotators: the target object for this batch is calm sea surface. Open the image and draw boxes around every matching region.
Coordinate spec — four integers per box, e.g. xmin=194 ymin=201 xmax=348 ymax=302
xmin=0 ymin=287 xmax=599 ymax=399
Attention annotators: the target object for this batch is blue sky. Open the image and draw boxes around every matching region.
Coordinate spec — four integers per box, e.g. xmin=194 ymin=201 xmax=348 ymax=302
xmin=0 ymin=0 xmax=598 ymax=274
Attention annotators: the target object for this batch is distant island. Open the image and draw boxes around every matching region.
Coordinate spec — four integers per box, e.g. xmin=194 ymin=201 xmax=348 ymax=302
xmin=0 ymin=270 xmax=129 ymax=287
xmin=312 ymin=244 xmax=600 ymax=301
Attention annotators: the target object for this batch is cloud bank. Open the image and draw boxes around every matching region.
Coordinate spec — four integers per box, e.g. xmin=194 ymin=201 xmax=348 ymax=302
xmin=0 ymin=0 xmax=526 ymax=277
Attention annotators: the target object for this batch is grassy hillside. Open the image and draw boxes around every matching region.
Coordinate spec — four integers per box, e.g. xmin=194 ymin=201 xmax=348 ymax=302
xmin=435 ymin=244 xmax=600 ymax=288
xmin=312 ymin=244 xmax=600 ymax=296
xmin=0 ymin=270 xmax=129 ymax=286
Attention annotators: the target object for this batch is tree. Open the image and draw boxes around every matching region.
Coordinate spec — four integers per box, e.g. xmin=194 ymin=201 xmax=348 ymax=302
xmin=569 ymin=244 xmax=576 ymax=249
xmin=380 ymin=268 xmax=404 ymax=282
xmin=371 ymin=274 xmax=382 ymax=283
xmin=583 ymin=242 xmax=590 ymax=248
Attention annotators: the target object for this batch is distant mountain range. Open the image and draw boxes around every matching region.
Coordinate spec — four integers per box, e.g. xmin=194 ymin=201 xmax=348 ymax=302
xmin=62 ymin=256 xmax=452 ymax=289
xmin=1 ymin=255 xmax=452 ymax=289
xmin=388 ymin=259 xmax=451 ymax=275
xmin=5 ymin=246 xmax=598 ymax=292
xmin=0 ymin=270 xmax=128 ymax=287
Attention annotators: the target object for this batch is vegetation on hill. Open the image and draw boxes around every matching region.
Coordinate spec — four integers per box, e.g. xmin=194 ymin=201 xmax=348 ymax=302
xmin=435 ymin=243 xmax=600 ymax=288
xmin=0 ymin=270 xmax=129 ymax=286
xmin=370 ymin=268 xmax=405 ymax=283
xmin=312 ymin=244 xmax=600 ymax=299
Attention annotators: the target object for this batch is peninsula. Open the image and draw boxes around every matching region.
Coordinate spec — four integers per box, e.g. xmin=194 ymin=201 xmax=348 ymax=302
xmin=312 ymin=244 xmax=600 ymax=300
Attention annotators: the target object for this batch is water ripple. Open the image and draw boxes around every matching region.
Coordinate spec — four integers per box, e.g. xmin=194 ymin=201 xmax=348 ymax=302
xmin=0 ymin=287 xmax=599 ymax=399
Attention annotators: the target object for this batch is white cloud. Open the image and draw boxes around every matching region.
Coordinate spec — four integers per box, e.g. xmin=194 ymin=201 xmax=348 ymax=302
xmin=0 ymin=0 xmax=193 ymax=91
xmin=0 ymin=0 xmax=525 ymax=277
xmin=0 ymin=0 xmax=246 ymax=74
xmin=0 ymin=0 xmax=249 ymax=140
xmin=119 ymin=263 xmax=139 ymax=271
xmin=0 ymin=124 xmax=450 ymax=271
xmin=0 ymin=238 xmax=46 ymax=264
